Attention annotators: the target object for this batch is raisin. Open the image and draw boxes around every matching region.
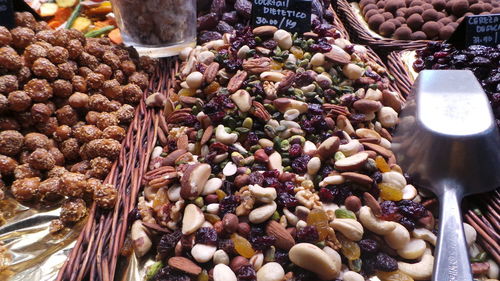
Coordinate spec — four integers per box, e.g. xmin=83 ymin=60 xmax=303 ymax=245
xmin=195 ymin=227 xmax=218 ymax=245
xmin=375 ymin=252 xmax=398 ymax=272
xmin=236 ymin=264 xmax=256 ymax=280
xmin=359 ymin=239 xmax=379 ymax=255
xmin=296 ymin=226 xmax=319 ymax=244
xmin=157 ymin=230 xmax=182 ymax=255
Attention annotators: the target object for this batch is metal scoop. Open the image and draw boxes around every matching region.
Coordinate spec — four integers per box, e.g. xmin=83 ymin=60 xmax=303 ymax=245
xmin=392 ymin=70 xmax=500 ymax=281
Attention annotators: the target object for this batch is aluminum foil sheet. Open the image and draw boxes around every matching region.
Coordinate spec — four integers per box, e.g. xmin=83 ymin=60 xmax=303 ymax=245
xmin=0 ymin=196 xmax=85 ymax=281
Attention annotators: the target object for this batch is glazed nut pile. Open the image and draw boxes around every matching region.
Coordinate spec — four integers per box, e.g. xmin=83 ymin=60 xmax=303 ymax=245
xmin=136 ymin=27 xmax=475 ymax=281
xmin=0 ymin=12 xmax=156 ymax=230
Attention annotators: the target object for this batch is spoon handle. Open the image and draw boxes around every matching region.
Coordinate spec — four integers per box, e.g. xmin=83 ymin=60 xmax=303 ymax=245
xmin=433 ymin=186 xmax=473 ymax=281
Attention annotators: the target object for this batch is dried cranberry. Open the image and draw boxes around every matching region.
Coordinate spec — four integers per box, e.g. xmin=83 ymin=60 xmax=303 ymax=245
xmin=278 ymin=181 xmax=295 ymax=194
xmin=359 ymin=239 xmax=379 ymax=255
xmin=308 ymin=103 xmax=323 ymax=115
xmin=291 ymin=155 xmax=311 ymax=174
xmin=219 ymin=195 xmax=240 ymax=217
xmin=198 ymin=31 xmax=222 ymax=44
xmin=196 ymin=227 xmax=218 ymax=245
xmin=397 ymin=200 xmax=427 ymax=220
xmin=223 ymin=58 xmax=243 ymax=73
xmin=251 ymin=235 xmax=276 ymax=251
xmin=249 ymin=171 xmax=264 ymax=185
xmin=375 ymin=252 xmax=398 ymax=272
xmin=277 ymin=192 xmax=299 ymax=208
xmin=379 ymin=200 xmax=401 ymax=221
xmin=264 ymin=146 xmax=275 ymax=155
xmin=296 ymin=226 xmax=319 ymax=243
xmin=319 ymin=187 xmax=335 ymax=202
xmin=263 ymin=176 xmax=280 ymax=188
xmin=275 ymin=250 xmax=290 ymax=267
xmin=309 ymin=42 xmax=332 ymax=53
xmin=210 ymin=142 xmax=229 ymax=153
xmin=157 ymin=230 xmax=182 ymax=255
xmin=319 ymin=164 xmax=334 ymax=177
xmin=236 ymin=264 xmax=256 ymax=280
xmin=398 ymin=216 xmax=416 ymax=231
xmin=219 ymin=238 xmax=235 ymax=255
xmin=153 ymin=266 xmax=190 ymax=281
xmin=261 ymin=39 xmax=278 ymax=49
xmin=332 ymin=185 xmax=353 ymax=205
xmin=288 ymin=143 xmax=303 ymax=158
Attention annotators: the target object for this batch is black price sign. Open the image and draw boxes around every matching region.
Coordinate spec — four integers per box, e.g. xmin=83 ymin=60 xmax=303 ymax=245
xmin=448 ymin=14 xmax=500 ymax=48
xmin=0 ymin=0 xmax=14 ymax=28
xmin=251 ymin=0 xmax=312 ymax=34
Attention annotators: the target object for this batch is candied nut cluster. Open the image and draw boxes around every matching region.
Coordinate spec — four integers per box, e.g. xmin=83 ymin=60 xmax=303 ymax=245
xmin=0 ymin=12 xmax=157 ymax=229
xmin=131 ymin=18 xmax=479 ymax=279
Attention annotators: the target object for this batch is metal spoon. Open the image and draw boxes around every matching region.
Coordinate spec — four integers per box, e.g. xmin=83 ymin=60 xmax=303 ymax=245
xmin=392 ymin=70 xmax=500 ymax=281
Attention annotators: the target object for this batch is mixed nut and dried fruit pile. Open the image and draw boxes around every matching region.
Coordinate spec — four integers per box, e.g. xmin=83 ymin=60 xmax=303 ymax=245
xmin=0 ymin=12 xmax=156 ymax=229
xmin=359 ymin=0 xmax=500 ymax=40
xmin=131 ymin=25 xmax=491 ymax=280
xmin=413 ymin=42 xmax=500 ymax=129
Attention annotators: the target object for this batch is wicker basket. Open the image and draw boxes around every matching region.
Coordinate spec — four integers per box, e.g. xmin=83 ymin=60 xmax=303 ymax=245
xmin=55 ymin=60 xmax=174 ymax=281
xmin=334 ymin=0 xmax=429 ymax=55
xmin=387 ymin=49 xmax=500 ymax=264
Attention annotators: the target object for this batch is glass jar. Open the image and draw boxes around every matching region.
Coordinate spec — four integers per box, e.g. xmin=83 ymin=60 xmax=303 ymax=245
xmin=111 ymin=0 xmax=196 ymax=57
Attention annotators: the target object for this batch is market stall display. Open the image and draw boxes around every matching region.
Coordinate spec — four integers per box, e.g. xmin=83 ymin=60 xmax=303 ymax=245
xmin=0 ymin=0 xmax=499 ymax=280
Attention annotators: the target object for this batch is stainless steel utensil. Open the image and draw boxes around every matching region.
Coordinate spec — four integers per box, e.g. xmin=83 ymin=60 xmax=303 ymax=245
xmin=392 ymin=70 xmax=500 ymax=281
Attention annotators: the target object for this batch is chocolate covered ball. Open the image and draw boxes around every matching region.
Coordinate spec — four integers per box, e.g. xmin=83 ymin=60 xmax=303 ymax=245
xmin=394 ymin=26 xmax=412 ymax=39
xmin=368 ymin=14 xmax=385 ymax=30
xmin=482 ymin=3 xmax=493 ymax=12
xmin=365 ymin=9 xmax=379 ymax=18
xmin=445 ymin=1 xmax=454 ymax=13
xmin=422 ymin=3 xmax=434 ymax=10
xmin=438 ymin=17 xmax=452 ymax=25
xmin=385 ymin=0 xmax=403 ymax=13
xmin=379 ymin=21 xmax=397 ymax=37
xmin=389 ymin=18 xmax=402 ymax=28
xmin=436 ymin=12 xmax=446 ymax=19
xmin=422 ymin=9 xmax=439 ymax=21
xmin=439 ymin=25 xmax=455 ymax=40
xmin=410 ymin=0 xmax=424 ymax=7
xmin=407 ymin=14 xmax=424 ymax=31
xmin=396 ymin=16 xmax=406 ymax=24
xmin=406 ymin=6 xmax=424 ymax=17
xmin=432 ymin=0 xmax=446 ymax=11
xmin=377 ymin=1 xmax=386 ymax=9
xmin=363 ymin=4 xmax=378 ymax=14
xmin=469 ymin=3 xmax=483 ymax=14
xmin=422 ymin=21 xmax=440 ymax=38
xmin=452 ymin=0 xmax=469 ymax=17
xmin=411 ymin=31 xmax=427 ymax=40
xmin=360 ymin=0 xmax=377 ymax=9
xmin=493 ymin=8 xmax=500 ymax=13
xmin=383 ymin=12 xmax=394 ymax=20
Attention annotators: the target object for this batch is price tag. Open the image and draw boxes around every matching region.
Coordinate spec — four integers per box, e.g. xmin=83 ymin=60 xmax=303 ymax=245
xmin=0 ymin=0 xmax=14 ymax=28
xmin=448 ymin=14 xmax=500 ymax=48
xmin=251 ymin=0 xmax=312 ymax=34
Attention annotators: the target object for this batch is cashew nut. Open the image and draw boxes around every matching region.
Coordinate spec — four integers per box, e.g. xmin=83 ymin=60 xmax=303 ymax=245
xmin=412 ymin=228 xmax=437 ymax=246
xmin=249 ymin=201 xmax=277 ymax=224
xmin=396 ymin=238 xmax=427 ymax=260
xmin=249 ymin=184 xmax=277 ymax=203
xmin=284 ymin=208 xmax=299 ymax=226
xmin=289 ymin=243 xmax=340 ymax=280
xmin=402 ymin=184 xmax=417 ymax=200
xmin=384 ymin=223 xmax=410 ymax=250
xmin=131 ymin=220 xmax=152 ymax=257
xmin=215 ymin=125 xmax=238 ymax=145
xmin=338 ymin=140 xmax=363 ymax=157
xmin=398 ymin=248 xmax=434 ymax=280
xmin=330 ymin=218 xmax=364 ymax=241
xmin=307 ymin=157 xmax=321 ymax=176
xmin=382 ymin=171 xmax=407 ymax=190
xmin=358 ymin=206 xmax=397 ymax=235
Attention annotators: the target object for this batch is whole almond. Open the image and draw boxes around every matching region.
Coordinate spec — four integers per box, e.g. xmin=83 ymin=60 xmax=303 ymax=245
xmin=203 ymin=62 xmax=219 ymax=84
xmin=266 ymin=220 xmax=295 ymax=250
xmin=341 ymin=172 xmax=374 ymax=186
xmin=162 ymin=149 xmax=187 ymax=166
xmin=168 ymin=256 xmax=202 ymax=275
xmin=227 ymin=70 xmax=247 ymax=93
xmin=252 ymin=25 xmax=278 ymax=37
xmin=353 ymin=99 xmax=382 ymax=114
xmin=201 ymin=125 xmax=214 ymax=146
xmin=362 ymin=142 xmax=393 ymax=158
xmin=324 ymin=47 xmax=351 ymax=65
xmin=363 ymin=192 xmax=382 ymax=217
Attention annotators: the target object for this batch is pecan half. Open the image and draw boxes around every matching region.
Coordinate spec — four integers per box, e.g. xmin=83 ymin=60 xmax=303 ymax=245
xmin=277 ymin=71 xmax=296 ymax=93
xmin=251 ymin=101 xmax=271 ymax=122
xmin=227 ymin=70 xmax=248 ymax=93
xmin=243 ymin=57 xmax=271 ymax=74
xmin=203 ymin=62 xmax=219 ymax=84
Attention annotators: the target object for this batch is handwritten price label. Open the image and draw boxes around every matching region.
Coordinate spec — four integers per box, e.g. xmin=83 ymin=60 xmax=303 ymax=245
xmin=251 ymin=0 xmax=311 ymax=34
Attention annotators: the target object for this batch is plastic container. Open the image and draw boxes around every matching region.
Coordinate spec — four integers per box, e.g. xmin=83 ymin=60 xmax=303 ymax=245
xmin=111 ymin=0 xmax=196 ymax=57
